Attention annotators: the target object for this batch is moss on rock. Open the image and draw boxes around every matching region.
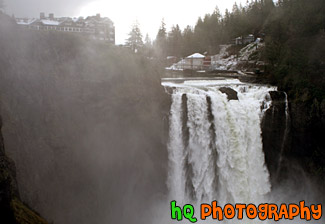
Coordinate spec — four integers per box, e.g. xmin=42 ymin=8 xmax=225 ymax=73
xmin=11 ymin=198 xmax=48 ymax=224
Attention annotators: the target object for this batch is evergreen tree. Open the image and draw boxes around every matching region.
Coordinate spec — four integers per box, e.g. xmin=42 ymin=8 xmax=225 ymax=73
xmin=167 ymin=24 xmax=183 ymax=57
xmin=143 ymin=33 xmax=153 ymax=58
xmin=182 ymin=25 xmax=195 ymax=56
xmin=126 ymin=21 xmax=143 ymax=53
xmin=155 ymin=19 xmax=168 ymax=59
xmin=144 ymin=33 xmax=152 ymax=46
xmin=156 ymin=19 xmax=167 ymax=40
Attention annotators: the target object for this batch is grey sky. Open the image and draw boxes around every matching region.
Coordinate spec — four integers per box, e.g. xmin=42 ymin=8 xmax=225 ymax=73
xmin=5 ymin=0 xmax=89 ymax=17
xmin=5 ymin=0 xmax=249 ymax=44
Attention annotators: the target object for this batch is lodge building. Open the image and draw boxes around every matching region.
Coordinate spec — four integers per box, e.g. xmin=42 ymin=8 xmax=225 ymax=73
xmin=16 ymin=13 xmax=115 ymax=44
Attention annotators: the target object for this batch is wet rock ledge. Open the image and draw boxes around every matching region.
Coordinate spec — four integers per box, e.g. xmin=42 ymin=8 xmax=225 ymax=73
xmin=0 ymin=116 xmax=49 ymax=224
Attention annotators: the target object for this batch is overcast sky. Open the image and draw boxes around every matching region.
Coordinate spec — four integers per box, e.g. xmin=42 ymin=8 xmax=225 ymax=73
xmin=5 ymin=0 xmax=249 ymax=44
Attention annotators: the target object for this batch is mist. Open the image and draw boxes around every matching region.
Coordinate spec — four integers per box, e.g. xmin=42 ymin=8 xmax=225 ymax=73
xmin=0 ymin=14 xmax=170 ymax=224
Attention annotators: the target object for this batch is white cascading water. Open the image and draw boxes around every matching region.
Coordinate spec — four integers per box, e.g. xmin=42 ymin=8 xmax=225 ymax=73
xmin=163 ymin=79 xmax=277 ymax=211
xmin=276 ymin=92 xmax=290 ymax=179
xmin=167 ymin=93 xmax=187 ymax=202
xmin=186 ymin=91 xmax=217 ymax=203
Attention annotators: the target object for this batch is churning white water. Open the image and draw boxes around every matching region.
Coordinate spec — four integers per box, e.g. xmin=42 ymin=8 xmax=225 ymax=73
xmin=163 ymin=79 xmax=277 ymax=206
xmin=159 ymin=78 xmax=324 ymax=224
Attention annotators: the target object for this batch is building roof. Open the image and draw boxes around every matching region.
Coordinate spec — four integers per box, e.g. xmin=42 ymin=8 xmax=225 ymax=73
xmin=41 ymin=20 xmax=61 ymax=26
xmin=72 ymin=17 xmax=80 ymax=22
xmin=15 ymin=15 xmax=114 ymax=27
xmin=16 ymin=18 xmax=37 ymax=25
xmin=187 ymin=53 xmax=205 ymax=59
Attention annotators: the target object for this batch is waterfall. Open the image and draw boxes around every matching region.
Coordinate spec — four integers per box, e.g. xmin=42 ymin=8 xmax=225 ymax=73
xmin=163 ymin=79 xmax=277 ymax=207
xmin=167 ymin=93 xmax=187 ymax=202
xmin=276 ymin=92 xmax=290 ymax=179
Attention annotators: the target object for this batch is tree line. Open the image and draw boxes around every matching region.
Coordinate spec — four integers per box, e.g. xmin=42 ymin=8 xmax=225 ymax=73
xmin=127 ymin=0 xmax=276 ymax=58
xmin=126 ymin=0 xmax=325 ymax=100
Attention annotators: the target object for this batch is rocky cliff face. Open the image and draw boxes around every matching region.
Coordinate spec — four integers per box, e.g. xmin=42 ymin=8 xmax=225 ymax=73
xmin=0 ymin=115 xmax=49 ymax=223
xmin=288 ymin=99 xmax=325 ymax=180
xmin=262 ymin=91 xmax=288 ymax=183
xmin=262 ymin=91 xmax=325 ymax=187
xmin=0 ymin=116 xmax=17 ymax=223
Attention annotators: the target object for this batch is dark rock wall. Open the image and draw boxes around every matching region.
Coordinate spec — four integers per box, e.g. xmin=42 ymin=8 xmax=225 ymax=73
xmin=262 ymin=91 xmax=325 ymax=188
xmin=0 ymin=116 xmax=17 ymax=223
xmin=0 ymin=115 xmax=49 ymax=224
xmin=288 ymin=99 xmax=325 ymax=179
xmin=262 ymin=91 xmax=288 ymax=183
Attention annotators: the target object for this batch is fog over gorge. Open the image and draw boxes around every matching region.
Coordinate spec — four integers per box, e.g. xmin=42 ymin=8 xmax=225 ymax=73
xmin=0 ymin=0 xmax=324 ymax=224
xmin=0 ymin=14 xmax=169 ymax=223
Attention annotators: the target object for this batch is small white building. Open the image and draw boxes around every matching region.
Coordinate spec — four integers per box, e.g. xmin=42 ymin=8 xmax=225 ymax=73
xmin=166 ymin=53 xmax=208 ymax=71
xmin=181 ymin=53 xmax=205 ymax=70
